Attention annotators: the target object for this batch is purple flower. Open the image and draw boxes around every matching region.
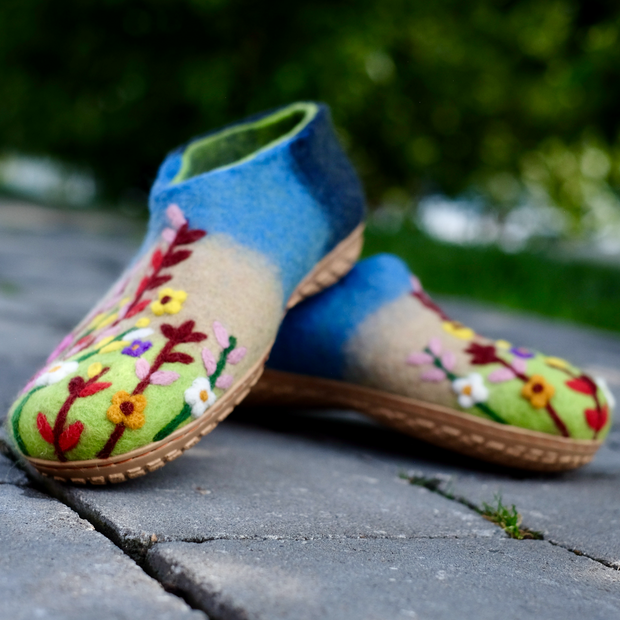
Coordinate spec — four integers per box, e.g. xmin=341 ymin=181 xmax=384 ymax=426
xmin=122 ymin=340 xmax=152 ymax=358
xmin=510 ymin=346 xmax=535 ymax=359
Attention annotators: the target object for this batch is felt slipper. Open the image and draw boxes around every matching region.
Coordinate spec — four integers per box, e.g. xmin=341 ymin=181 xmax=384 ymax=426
xmin=248 ymin=254 xmax=614 ymax=471
xmin=7 ymin=102 xmax=365 ymax=484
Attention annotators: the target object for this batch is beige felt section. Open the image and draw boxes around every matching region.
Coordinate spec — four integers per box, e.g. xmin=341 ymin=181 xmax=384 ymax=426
xmin=343 ymin=294 xmax=480 ymax=408
xmin=160 ymin=233 xmax=284 ymax=375
xmin=61 ymin=232 xmax=284 ymax=384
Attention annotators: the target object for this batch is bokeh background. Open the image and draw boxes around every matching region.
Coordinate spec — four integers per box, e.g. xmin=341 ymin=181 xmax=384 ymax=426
xmin=1 ymin=0 xmax=620 ymax=331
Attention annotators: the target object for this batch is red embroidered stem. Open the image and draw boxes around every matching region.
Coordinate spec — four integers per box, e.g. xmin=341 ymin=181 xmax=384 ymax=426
xmin=67 ymin=222 xmax=206 ymax=352
xmin=412 ymin=290 xmax=451 ymax=321
xmin=97 ymin=425 xmax=126 ymax=460
xmin=98 ymin=321 xmax=207 ymax=460
xmin=133 ymin=341 xmax=175 ymax=395
xmin=544 ymin=403 xmax=570 ymax=438
xmin=52 ymin=368 xmax=110 ymax=462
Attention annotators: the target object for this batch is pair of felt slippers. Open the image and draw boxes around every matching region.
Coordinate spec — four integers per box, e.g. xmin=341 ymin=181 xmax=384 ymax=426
xmin=7 ymin=102 xmax=615 ymax=484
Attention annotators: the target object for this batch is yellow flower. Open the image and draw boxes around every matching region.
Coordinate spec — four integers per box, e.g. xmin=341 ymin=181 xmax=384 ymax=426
xmin=135 ymin=317 xmax=151 ymax=328
xmin=495 ymin=340 xmax=512 ymax=350
xmin=87 ymin=362 xmax=103 ymax=378
xmin=89 ymin=313 xmax=106 ymax=329
xmin=522 ymin=375 xmax=556 ymax=409
xmin=99 ymin=340 xmax=129 ymax=354
xmin=545 ymin=357 xmax=569 ymax=370
xmin=151 ymin=288 xmax=187 ymax=316
xmin=98 ymin=313 xmax=118 ymax=329
xmin=442 ymin=321 xmax=475 ymax=340
xmin=107 ymin=391 xmax=147 ymax=430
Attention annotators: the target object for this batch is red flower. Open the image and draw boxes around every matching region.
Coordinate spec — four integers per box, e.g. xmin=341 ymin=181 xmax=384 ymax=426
xmin=466 ymin=342 xmax=499 ymax=365
xmin=585 ymin=405 xmax=609 ymax=433
xmin=566 ymin=376 xmax=597 ymax=396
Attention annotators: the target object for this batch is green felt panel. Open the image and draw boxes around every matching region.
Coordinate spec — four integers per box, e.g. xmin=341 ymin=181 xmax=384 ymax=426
xmin=12 ymin=334 xmax=222 ymax=461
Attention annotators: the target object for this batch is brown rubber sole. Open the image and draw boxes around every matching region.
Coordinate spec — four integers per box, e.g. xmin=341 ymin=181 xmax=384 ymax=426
xmin=27 ymin=223 xmax=365 ymax=484
xmin=246 ymin=369 xmax=601 ymax=472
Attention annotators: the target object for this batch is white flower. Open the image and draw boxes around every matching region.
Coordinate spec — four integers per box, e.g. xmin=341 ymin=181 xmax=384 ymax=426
xmin=184 ymin=377 xmax=217 ymax=418
xmin=124 ymin=327 xmax=154 ymax=341
xmin=452 ymin=373 xmax=489 ymax=408
xmin=595 ymin=377 xmax=616 ymax=410
xmin=35 ymin=361 xmax=79 ymax=387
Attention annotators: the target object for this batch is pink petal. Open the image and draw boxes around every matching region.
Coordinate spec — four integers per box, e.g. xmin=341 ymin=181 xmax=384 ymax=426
xmin=213 ymin=321 xmax=230 ymax=348
xmin=441 ymin=351 xmax=456 ymax=372
xmin=150 ymin=370 xmax=180 ymax=386
xmin=215 ymin=374 xmax=233 ymax=389
xmin=487 ymin=367 xmax=516 ymax=383
xmin=166 ymin=204 xmax=187 ymax=229
xmin=135 ymin=358 xmax=150 ymax=380
xmin=421 ymin=368 xmax=447 ymax=382
xmin=46 ymin=333 xmax=74 ymax=364
xmin=410 ymin=275 xmax=422 ymax=293
xmin=407 ymin=352 xmax=434 ymax=365
xmin=428 ymin=337 xmax=442 ymax=357
xmin=162 ymin=228 xmax=176 ymax=244
xmin=227 ymin=347 xmax=247 ymax=365
xmin=202 ymin=348 xmax=217 ymax=376
xmin=511 ymin=358 xmax=527 ymax=374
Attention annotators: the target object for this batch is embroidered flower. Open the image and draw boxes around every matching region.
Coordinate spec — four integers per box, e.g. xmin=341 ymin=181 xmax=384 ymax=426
xmin=595 ymin=377 xmax=616 ymax=410
xmin=510 ymin=346 xmax=535 ymax=359
xmin=122 ymin=340 xmax=153 ymax=358
xmin=135 ymin=317 xmax=151 ymax=328
xmin=35 ymin=361 xmax=79 ymax=387
xmin=522 ymin=375 xmax=555 ymax=409
xmin=87 ymin=362 xmax=103 ymax=378
xmin=107 ymin=391 xmax=147 ymax=430
xmin=151 ymin=288 xmax=187 ymax=316
xmin=545 ymin=356 xmax=570 ymax=370
xmin=184 ymin=378 xmax=217 ymax=418
xmin=451 ymin=373 xmax=489 ymax=408
xmin=124 ymin=327 xmax=154 ymax=341
xmin=495 ymin=340 xmax=512 ymax=350
xmin=406 ymin=337 xmax=455 ymax=382
xmin=99 ymin=337 xmax=130 ymax=354
xmin=442 ymin=321 xmax=475 ymax=340
xmin=466 ymin=342 xmax=499 ymax=365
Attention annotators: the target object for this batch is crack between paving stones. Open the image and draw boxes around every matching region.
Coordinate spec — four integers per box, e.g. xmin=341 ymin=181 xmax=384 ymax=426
xmin=0 ymin=440 xmax=210 ymax=616
xmin=402 ymin=470 xmax=620 ymax=572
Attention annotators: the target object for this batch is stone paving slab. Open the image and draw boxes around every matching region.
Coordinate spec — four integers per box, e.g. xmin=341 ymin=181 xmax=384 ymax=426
xmin=0 ymin=450 xmax=29 ymax=486
xmin=147 ymin=537 xmax=620 ymax=620
xmin=43 ymin=422 xmax=502 ymax=558
xmin=399 ymin=444 xmax=620 ymax=568
xmin=0 ymin=484 xmax=205 ymax=620
xmin=231 ymin=406 xmax=620 ymax=569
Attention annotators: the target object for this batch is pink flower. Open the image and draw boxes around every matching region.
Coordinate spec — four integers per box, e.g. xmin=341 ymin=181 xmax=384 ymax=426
xmin=213 ymin=321 xmax=230 ymax=348
xmin=166 ymin=204 xmax=187 ymax=229
xmin=406 ymin=338 xmax=455 ymax=383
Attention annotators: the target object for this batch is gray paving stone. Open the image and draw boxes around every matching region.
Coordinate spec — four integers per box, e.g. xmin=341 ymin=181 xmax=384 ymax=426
xmin=0 ymin=450 xmax=28 ymax=485
xmin=45 ymin=422 xmax=502 ymax=558
xmin=397 ymin=443 xmax=620 ymax=568
xmin=0 ymin=484 xmax=205 ymax=620
xmin=147 ymin=537 xmax=620 ymax=620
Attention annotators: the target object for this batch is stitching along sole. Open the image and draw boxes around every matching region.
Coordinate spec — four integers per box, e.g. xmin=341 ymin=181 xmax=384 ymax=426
xmin=246 ymin=368 xmax=601 ymax=472
xmin=27 ymin=223 xmax=365 ymax=484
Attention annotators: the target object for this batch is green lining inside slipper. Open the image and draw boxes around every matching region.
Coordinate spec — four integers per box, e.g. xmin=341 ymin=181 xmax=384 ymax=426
xmin=174 ymin=102 xmax=318 ymax=181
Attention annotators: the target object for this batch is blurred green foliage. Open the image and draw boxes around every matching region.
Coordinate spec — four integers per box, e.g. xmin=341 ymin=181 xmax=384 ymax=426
xmin=364 ymin=221 xmax=620 ymax=333
xmin=2 ymin=0 xmax=620 ymax=231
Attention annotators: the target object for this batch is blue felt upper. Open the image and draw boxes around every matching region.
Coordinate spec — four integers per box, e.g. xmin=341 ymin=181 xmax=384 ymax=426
xmin=268 ymin=254 xmax=414 ymax=379
xmin=144 ymin=103 xmax=365 ymax=302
